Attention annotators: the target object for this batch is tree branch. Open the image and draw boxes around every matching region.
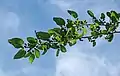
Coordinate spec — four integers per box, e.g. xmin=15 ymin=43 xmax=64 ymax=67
xmin=81 ymin=31 xmax=120 ymax=39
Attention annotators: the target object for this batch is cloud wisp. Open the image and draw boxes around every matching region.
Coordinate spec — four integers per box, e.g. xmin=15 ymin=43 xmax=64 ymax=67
xmin=56 ymin=49 xmax=120 ymax=76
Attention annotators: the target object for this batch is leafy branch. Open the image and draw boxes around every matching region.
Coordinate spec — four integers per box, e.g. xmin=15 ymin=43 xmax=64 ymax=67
xmin=8 ymin=10 xmax=120 ymax=63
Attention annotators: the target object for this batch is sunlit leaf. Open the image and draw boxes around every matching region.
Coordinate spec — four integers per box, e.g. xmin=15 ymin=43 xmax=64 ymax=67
xmin=83 ymin=27 xmax=87 ymax=35
xmin=34 ymin=48 xmax=40 ymax=58
xmin=29 ymin=53 xmax=35 ymax=64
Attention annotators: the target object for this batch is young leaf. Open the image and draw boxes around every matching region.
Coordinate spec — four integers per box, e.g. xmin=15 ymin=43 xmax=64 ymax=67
xmin=101 ymin=30 xmax=107 ymax=35
xmin=53 ymin=17 xmax=65 ymax=26
xmin=83 ymin=27 xmax=87 ymax=35
xmin=87 ymin=10 xmax=94 ymax=17
xmin=8 ymin=38 xmax=24 ymax=48
xmin=14 ymin=49 xmax=26 ymax=59
xmin=29 ymin=54 xmax=35 ymax=64
xmin=36 ymin=31 xmax=50 ymax=40
xmin=34 ymin=48 xmax=40 ymax=58
xmin=111 ymin=11 xmax=119 ymax=20
xmin=67 ymin=10 xmax=78 ymax=18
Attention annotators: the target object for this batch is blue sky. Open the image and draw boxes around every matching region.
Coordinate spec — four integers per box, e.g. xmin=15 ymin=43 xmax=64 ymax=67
xmin=1 ymin=0 xmax=120 ymax=76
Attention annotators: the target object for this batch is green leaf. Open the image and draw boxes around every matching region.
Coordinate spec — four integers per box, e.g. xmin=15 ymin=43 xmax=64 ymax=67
xmin=82 ymin=27 xmax=87 ymax=35
xmin=105 ymin=34 xmax=114 ymax=42
xmin=51 ymin=43 xmax=59 ymax=49
xmin=111 ymin=16 xmax=117 ymax=23
xmin=28 ymin=43 xmax=37 ymax=48
xmin=101 ymin=30 xmax=107 ymax=34
xmin=90 ymin=24 xmax=95 ymax=31
xmin=8 ymin=38 xmax=24 ymax=48
xmin=108 ymin=34 xmax=114 ymax=42
xmin=24 ymin=52 xmax=31 ymax=58
xmin=111 ymin=11 xmax=119 ymax=20
xmin=66 ymin=19 xmax=73 ymax=28
xmin=14 ymin=49 xmax=26 ymax=59
xmin=39 ymin=44 xmax=48 ymax=55
xmin=36 ymin=31 xmax=50 ymax=40
xmin=48 ymin=28 xmax=61 ymax=35
xmin=105 ymin=23 xmax=110 ymax=30
xmin=92 ymin=40 xmax=96 ymax=47
xmin=27 ymin=37 xmax=37 ymax=43
xmin=67 ymin=10 xmax=78 ymax=18
xmin=53 ymin=17 xmax=65 ymax=26
xmin=108 ymin=25 xmax=116 ymax=32
xmin=78 ymin=27 xmax=87 ymax=38
xmin=29 ymin=54 xmax=35 ymax=64
xmin=106 ymin=12 xmax=111 ymax=17
xmin=56 ymin=49 xmax=60 ymax=57
xmin=69 ymin=39 xmax=77 ymax=46
xmin=87 ymin=10 xmax=94 ymax=17
xmin=100 ymin=13 xmax=105 ymax=20
xmin=34 ymin=48 xmax=40 ymax=58
xmin=42 ymin=49 xmax=47 ymax=55
xmin=60 ymin=45 xmax=67 ymax=53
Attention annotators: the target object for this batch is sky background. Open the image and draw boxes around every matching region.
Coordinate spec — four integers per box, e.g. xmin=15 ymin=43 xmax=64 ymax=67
xmin=1 ymin=0 xmax=120 ymax=76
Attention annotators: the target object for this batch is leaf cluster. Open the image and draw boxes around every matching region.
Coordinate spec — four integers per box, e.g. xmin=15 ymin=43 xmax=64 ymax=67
xmin=8 ymin=10 xmax=120 ymax=63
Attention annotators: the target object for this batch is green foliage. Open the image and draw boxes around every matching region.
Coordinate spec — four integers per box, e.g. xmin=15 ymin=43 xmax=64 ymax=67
xmin=56 ymin=49 xmax=60 ymax=57
xmin=87 ymin=10 xmax=94 ymax=17
xmin=60 ymin=45 xmax=67 ymax=53
xmin=8 ymin=10 xmax=120 ymax=63
xmin=8 ymin=38 xmax=24 ymax=48
xmin=29 ymin=53 xmax=35 ymax=64
xmin=27 ymin=37 xmax=37 ymax=43
xmin=34 ymin=48 xmax=40 ymax=58
xmin=36 ymin=31 xmax=50 ymax=40
xmin=100 ymin=13 xmax=105 ymax=20
xmin=67 ymin=10 xmax=78 ymax=18
xmin=53 ymin=17 xmax=65 ymax=26
xmin=14 ymin=49 xmax=26 ymax=59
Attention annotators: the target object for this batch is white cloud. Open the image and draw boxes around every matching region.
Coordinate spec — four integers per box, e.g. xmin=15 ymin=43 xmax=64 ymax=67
xmin=49 ymin=0 xmax=120 ymax=19
xmin=0 ymin=10 xmax=20 ymax=35
xmin=56 ymin=49 xmax=120 ymax=76
xmin=50 ymin=0 xmax=72 ymax=11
